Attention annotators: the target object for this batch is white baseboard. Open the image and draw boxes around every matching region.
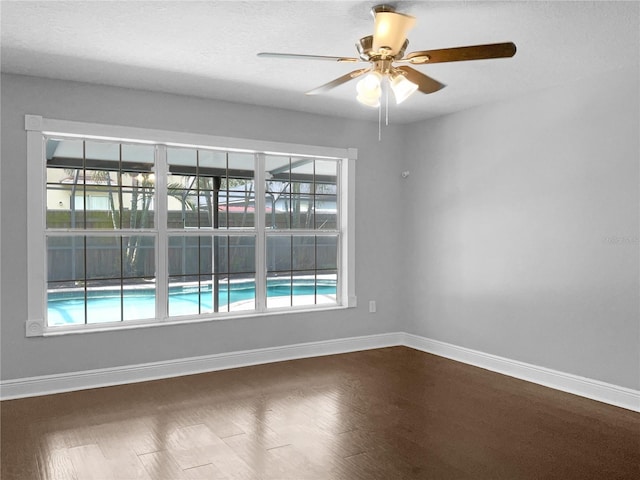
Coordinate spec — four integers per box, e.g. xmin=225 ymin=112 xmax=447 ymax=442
xmin=0 ymin=332 xmax=403 ymax=400
xmin=2 ymin=331 xmax=638 ymax=413
xmin=402 ymin=333 xmax=640 ymax=413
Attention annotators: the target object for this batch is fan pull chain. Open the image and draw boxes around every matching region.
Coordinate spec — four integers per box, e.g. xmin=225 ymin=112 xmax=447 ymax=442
xmin=378 ymin=102 xmax=382 ymax=141
xmin=385 ymin=80 xmax=389 ymax=126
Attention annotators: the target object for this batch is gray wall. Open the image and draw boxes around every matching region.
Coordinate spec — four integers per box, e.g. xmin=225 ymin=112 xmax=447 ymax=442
xmin=0 ymin=73 xmax=406 ymax=380
xmin=402 ymin=67 xmax=640 ymax=390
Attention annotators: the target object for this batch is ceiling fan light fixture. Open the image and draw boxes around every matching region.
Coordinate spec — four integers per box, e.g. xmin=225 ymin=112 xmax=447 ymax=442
xmin=258 ymin=5 xmax=516 ymax=115
xmin=390 ymin=72 xmax=418 ymax=104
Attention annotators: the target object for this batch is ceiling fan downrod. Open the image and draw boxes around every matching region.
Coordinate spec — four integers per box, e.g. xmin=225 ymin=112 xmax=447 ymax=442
xmin=370 ymin=4 xmax=397 ymax=16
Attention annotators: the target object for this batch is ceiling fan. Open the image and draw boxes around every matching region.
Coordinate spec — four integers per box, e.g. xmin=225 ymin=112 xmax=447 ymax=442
xmin=258 ymin=4 xmax=516 ymax=107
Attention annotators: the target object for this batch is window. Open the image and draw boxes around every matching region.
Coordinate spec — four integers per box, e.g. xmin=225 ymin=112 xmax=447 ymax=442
xmin=25 ymin=115 xmax=356 ymax=336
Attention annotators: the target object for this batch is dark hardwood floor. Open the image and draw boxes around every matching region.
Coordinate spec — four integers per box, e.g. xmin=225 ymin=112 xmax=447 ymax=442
xmin=1 ymin=346 xmax=638 ymax=479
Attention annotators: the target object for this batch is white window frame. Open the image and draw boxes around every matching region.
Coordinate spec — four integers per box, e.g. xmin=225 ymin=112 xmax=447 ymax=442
xmin=25 ymin=115 xmax=357 ymax=337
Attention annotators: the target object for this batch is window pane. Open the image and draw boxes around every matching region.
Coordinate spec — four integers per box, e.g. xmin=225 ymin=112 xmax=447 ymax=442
xmin=75 ymin=183 xmax=119 ymax=229
xmin=168 ymin=148 xmax=197 ymax=229
xmin=47 ymin=282 xmax=85 ymax=326
xmin=198 ymin=188 xmax=216 ymax=229
xmin=86 ymin=279 xmax=121 ymax=324
xmin=226 ymin=153 xmax=255 ymax=229
xmin=122 ymin=236 xmax=155 ymax=278
xmin=47 ymin=236 xmax=84 ymax=282
xmin=266 ymin=272 xmax=292 ymax=309
xmin=225 ymin=178 xmax=255 ymax=228
xmin=84 ymin=141 xmax=119 ymax=165
xmin=123 ymin=279 xmax=156 ymax=321
xmin=217 ymin=189 xmax=230 ymax=229
xmin=289 ymin=194 xmax=313 ymax=229
xmin=229 ymin=236 xmax=255 ymax=274
xmin=168 ymin=236 xmax=200 ymax=276
xmin=316 ymin=236 xmax=338 ymax=270
xmin=290 ymin=158 xmax=315 ymax=179
xmin=46 ymin=139 xmax=85 ymax=227
xmin=315 ymin=195 xmax=337 ymax=230
xmin=227 ymin=152 xmax=255 ymax=173
xmin=317 ymin=271 xmax=338 ymax=305
xmin=122 ymin=144 xmax=155 ymax=168
xmin=198 ymin=150 xmax=227 ymax=171
xmin=265 ymin=153 xmax=291 ymax=230
xmin=167 ymin=147 xmax=197 ymax=172
xmin=292 ymin=271 xmax=316 ymax=307
xmin=315 ymin=160 xmax=338 ymax=194
xmin=228 ymin=274 xmax=255 ymax=312
xmin=266 ymin=155 xmax=290 ymax=185
xmin=213 ymin=236 xmax=228 ymax=274
xmin=121 ymin=180 xmax=155 ymax=229
xmin=200 ymin=236 xmax=213 ymax=274
xmin=86 ymin=236 xmax=121 ymax=280
xmin=46 ymin=138 xmax=84 ymax=167
xmin=166 ymin=147 xmax=197 ymax=228
xmin=292 ymin=235 xmax=315 ymax=270
xmin=266 ymin=236 xmax=291 ymax=272
xmin=167 ymin=187 xmax=195 ymax=228
xmin=46 ymin=168 xmax=83 ymax=228
xmin=168 ymin=276 xmax=200 ymax=317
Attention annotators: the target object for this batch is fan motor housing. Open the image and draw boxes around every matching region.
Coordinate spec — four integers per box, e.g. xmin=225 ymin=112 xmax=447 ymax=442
xmin=357 ymin=35 xmax=408 ymax=61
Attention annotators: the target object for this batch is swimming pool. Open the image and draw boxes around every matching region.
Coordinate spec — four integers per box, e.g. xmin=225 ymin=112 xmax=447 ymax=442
xmin=47 ymin=278 xmax=337 ymax=325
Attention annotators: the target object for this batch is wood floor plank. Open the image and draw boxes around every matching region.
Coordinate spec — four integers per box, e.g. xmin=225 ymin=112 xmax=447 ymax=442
xmin=35 ymin=447 xmax=78 ymax=480
xmin=66 ymin=444 xmax=111 ymax=480
xmin=2 ymin=346 xmax=638 ymax=480
xmin=138 ymin=450 xmax=188 ymax=480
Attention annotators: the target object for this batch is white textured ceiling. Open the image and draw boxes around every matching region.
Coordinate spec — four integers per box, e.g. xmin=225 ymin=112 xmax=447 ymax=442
xmin=1 ymin=1 xmax=638 ymax=123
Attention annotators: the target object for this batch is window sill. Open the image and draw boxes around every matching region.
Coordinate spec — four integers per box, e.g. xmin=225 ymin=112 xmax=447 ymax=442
xmin=26 ymin=300 xmax=357 ymax=337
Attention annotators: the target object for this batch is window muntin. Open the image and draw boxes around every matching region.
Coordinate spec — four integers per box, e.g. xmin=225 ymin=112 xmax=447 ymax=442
xmin=29 ymin=116 xmax=354 ymax=335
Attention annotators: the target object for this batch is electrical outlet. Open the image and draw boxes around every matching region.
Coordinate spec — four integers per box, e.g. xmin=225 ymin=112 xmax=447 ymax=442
xmin=369 ymin=300 xmax=376 ymax=313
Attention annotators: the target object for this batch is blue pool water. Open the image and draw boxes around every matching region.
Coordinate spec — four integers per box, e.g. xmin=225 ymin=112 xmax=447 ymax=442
xmin=47 ymin=279 xmax=337 ymax=325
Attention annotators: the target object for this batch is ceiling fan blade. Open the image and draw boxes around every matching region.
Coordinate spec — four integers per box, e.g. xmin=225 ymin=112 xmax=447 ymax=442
xmin=404 ymin=42 xmax=517 ymax=64
xmin=397 ymin=66 xmax=445 ymax=94
xmin=372 ymin=11 xmax=416 ymax=55
xmin=257 ymin=52 xmax=361 ymax=63
xmin=305 ymin=68 xmax=370 ymax=95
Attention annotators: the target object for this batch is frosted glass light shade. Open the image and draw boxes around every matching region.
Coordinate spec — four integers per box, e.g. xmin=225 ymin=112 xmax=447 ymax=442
xmin=356 ymin=72 xmax=381 ymax=95
xmin=356 ymin=73 xmax=382 ymax=108
xmin=356 ymin=93 xmax=381 ymax=108
xmin=372 ymin=12 xmax=416 ymax=55
xmin=390 ymin=73 xmax=418 ymax=104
